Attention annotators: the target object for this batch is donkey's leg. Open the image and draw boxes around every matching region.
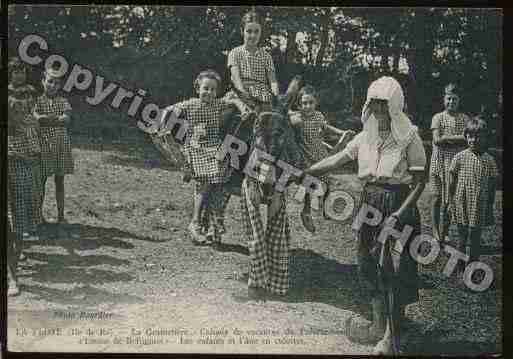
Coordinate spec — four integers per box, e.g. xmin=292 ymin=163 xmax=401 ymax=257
xmin=215 ymin=188 xmax=231 ymax=236
xmin=301 ymin=193 xmax=316 ymax=233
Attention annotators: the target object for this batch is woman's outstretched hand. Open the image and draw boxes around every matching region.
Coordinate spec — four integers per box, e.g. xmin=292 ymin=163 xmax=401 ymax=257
xmin=383 ymin=212 xmax=402 ymax=230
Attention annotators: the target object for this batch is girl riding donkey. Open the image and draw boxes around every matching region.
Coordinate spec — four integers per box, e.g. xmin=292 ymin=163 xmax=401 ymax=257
xmin=289 ymin=85 xmax=355 ymax=233
xmin=158 ymin=69 xmax=250 ymax=246
xmin=195 ymin=9 xmax=281 ymax=241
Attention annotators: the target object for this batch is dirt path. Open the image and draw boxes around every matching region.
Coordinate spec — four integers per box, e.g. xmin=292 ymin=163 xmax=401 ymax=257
xmin=8 ymin=146 xmax=502 ymax=355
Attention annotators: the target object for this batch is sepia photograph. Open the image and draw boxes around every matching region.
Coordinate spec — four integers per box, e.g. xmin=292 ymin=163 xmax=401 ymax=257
xmin=5 ymin=5 xmax=502 ymax=356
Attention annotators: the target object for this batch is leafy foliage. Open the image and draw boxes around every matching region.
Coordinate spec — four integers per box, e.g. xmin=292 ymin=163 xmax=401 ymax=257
xmin=8 ymin=5 xmax=502 ymax=146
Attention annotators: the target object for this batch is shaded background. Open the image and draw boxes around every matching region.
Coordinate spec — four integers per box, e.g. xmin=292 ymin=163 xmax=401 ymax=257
xmin=8 ymin=6 xmax=502 ymax=151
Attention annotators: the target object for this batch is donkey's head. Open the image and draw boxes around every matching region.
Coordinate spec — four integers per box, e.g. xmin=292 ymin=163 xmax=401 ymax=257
xmin=251 ymin=75 xmax=307 ymax=196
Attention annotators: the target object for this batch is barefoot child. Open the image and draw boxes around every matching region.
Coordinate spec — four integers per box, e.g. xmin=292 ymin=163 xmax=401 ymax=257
xmin=33 ymin=67 xmax=74 ymax=227
xmin=429 ymin=83 xmax=469 ymax=242
xmin=447 ymin=117 xmax=498 ymax=270
xmin=289 ymin=85 xmax=354 ymax=233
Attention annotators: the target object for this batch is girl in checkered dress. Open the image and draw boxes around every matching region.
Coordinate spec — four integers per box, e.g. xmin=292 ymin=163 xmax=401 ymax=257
xmin=215 ymin=9 xmax=280 ymax=243
xmin=33 ymin=67 xmax=74 ymax=225
xmin=173 ymin=70 xmax=235 ymax=245
xmin=224 ymin=9 xmax=279 ymax=111
xmin=447 ymin=117 xmax=498 ymax=269
xmin=429 ymin=83 xmax=469 ymax=243
xmin=7 ymin=59 xmax=43 ymax=295
xmin=8 ymin=57 xmax=42 ymax=239
xmin=289 ymin=85 xmax=353 ymax=233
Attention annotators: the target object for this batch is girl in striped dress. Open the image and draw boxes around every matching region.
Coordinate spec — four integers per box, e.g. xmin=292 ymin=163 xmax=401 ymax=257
xmin=447 ymin=117 xmax=498 ymax=271
xmin=290 ymin=85 xmax=354 ymax=233
xmin=430 ymin=83 xmax=469 ymax=243
xmin=173 ymin=70 xmax=234 ymax=245
xmin=33 ymin=67 xmax=74 ymax=226
xmin=8 ymin=57 xmax=42 ymax=239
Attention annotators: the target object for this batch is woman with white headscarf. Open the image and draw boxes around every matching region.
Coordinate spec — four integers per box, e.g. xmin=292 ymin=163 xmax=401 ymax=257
xmin=304 ymin=76 xmax=427 ymax=355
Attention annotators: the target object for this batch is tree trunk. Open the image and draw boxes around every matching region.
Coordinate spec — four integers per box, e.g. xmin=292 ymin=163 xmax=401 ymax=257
xmin=392 ymin=36 xmax=401 ymax=74
xmin=286 ymin=30 xmax=298 ymax=64
xmin=407 ymin=8 xmax=436 ymax=128
xmin=315 ymin=15 xmax=330 ymax=66
xmin=380 ymin=33 xmax=391 ymax=73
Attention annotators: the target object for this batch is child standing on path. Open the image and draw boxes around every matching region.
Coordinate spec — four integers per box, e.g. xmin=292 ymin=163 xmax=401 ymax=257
xmin=289 ymin=85 xmax=354 ymax=233
xmin=8 ymin=57 xmax=42 ymax=238
xmin=447 ymin=117 xmax=498 ymax=271
xmin=429 ymin=83 xmax=469 ymax=242
xmin=7 ymin=59 xmax=42 ymax=295
xmin=33 ymin=67 xmax=74 ymax=227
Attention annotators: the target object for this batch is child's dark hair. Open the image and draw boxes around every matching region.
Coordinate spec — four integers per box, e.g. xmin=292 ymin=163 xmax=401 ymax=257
xmin=464 ymin=116 xmax=489 ymax=146
xmin=240 ymin=9 xmax=264 ymax=36
xmin=193 ymin=69 xmax=222 ymax=94
xmin=297 ymin=85 xmax=319 ymax=107
xmin=444 ymin=83 xmax=460 ymax=96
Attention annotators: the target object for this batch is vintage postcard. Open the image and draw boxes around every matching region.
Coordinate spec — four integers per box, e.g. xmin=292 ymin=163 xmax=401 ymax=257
xmin=6 ymin=5 xmax=502 ymax=356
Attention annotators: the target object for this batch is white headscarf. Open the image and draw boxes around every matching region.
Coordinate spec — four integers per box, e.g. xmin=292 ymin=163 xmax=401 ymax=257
xmin=361 ymin=76 xmax=417 ymax=149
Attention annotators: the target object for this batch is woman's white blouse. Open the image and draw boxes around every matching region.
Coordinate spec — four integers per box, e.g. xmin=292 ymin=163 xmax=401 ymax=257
xmin=341 ymin=130 xmax=427 ymax=185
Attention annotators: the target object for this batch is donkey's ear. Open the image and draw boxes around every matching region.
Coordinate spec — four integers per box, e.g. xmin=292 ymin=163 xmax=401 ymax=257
xmin=287 ymin=75 xmax=304 ymax=95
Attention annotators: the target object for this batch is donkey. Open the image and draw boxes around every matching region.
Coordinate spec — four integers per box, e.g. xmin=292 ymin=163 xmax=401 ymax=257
xmin=216 ymin=76 xmax=318 ymax=297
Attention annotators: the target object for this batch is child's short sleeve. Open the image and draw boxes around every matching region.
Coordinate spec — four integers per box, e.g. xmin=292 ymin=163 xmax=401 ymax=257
xmin=174 ymin=98 xmax=194 ymax=112
xmin=406 ymin=132 xmax=427 ymax=172
xmin=227 ymin=48 xmax=240 ymax=70
xmin=430 ymin=113 xmax=441 ymax=130
xmin=319 ymin=112 xmax=328 ymax=130
xmin=341 ymin=131 xmax=364 ymax=160
xmin=265 ymin=52 xmax=277 ymax=82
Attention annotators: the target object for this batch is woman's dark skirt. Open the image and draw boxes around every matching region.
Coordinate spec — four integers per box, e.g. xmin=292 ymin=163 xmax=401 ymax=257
xmin=355 ymin=183 xmax=421 ymax=307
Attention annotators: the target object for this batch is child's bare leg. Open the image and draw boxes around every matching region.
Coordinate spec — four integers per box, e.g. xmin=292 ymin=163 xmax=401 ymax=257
xmin=192 ymin=186 xmax=204 ymax=225
xmin=189 ymin=183 xmax=208 ymax=243
xmin=205 ymin=185 xmax=222 ymax=243
xmin=431 ymin=192 xmax=442 ymax=241
xmin=440 ymin=202 xmax=450 ymax=242
xmin=322 ymin=183 xmax=330 ymax=219
xmin=55 ymin=175 xmax=65 ymax=222
xmin=456 ymin=225 xmax=469 ymax=273
xmin=217 ymin=189 xmax=230 ymax=235
xmin=40 ymin=176 xmax=48 ymax=222
xmin=301 ymin=192 xmax=315 ymax=233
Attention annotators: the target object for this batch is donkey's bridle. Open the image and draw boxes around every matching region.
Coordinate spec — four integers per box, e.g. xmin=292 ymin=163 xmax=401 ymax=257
xmin=250 ymin=110 xmax=291 ymax=202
